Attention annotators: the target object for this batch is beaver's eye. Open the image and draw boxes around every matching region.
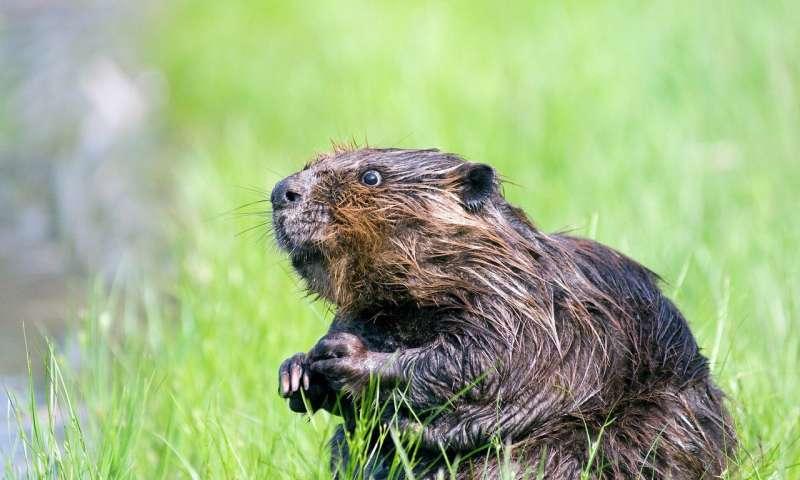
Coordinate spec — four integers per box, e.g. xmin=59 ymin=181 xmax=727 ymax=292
xmin=360 ymin=170 xmax=382 ymax=187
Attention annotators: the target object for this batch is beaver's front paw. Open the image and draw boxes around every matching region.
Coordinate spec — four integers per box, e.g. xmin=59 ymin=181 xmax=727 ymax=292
xmin=279 ymin=353 xmax=310 ymax=397
xmin=308 ymin=333 xmax=372 ymax=394
xmin=278 ymin=352 xmax=332 ymax=412
xmin=308 ymin=332 xmax=368 ymax=361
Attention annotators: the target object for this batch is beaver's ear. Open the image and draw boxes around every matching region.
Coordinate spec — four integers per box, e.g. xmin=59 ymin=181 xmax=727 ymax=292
xmin=459 ymin=163 xmax=495 ymax=212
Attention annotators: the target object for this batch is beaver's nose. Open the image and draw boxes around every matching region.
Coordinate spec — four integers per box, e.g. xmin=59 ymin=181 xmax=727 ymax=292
xmin=271 ymin=179 xmax=302 ymax=209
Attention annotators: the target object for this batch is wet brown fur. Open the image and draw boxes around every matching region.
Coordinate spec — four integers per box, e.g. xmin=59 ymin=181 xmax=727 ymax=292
xmin=272 ymin=147 xmax=736 ymax=479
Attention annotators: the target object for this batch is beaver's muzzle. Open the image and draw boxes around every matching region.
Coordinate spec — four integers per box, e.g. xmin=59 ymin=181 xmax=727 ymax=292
xmin=271 ymin=178 xmax=303 ymax=210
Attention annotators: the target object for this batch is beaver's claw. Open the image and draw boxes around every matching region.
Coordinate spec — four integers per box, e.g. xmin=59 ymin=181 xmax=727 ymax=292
xmin=279 ymin=352 xmax=310 ymax=398
xmin=279 ymin=352 xmax=337 ymax=413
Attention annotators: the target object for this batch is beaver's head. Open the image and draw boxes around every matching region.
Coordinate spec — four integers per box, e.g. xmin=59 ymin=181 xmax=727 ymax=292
xmin=271 ymin=147 xmax=539 ymax=311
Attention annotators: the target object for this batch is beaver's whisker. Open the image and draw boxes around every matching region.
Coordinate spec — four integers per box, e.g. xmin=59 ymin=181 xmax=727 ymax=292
xmin=236 ymin=221 xmax=269 ymax=237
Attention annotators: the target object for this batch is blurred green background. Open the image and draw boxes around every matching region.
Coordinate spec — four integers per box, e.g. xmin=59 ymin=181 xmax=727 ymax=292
xmin=3 ymin=0 xmax=799 ymax=477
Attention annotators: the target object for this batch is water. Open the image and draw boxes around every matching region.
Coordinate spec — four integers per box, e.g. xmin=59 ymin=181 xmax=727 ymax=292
xmin=1 ymin=0 xmax=164 ymax=466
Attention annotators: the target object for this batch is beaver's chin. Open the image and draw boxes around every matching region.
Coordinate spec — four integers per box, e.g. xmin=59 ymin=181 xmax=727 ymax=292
xmin=289 ymin=246 xmax=333 ymax=300
xmin=288 ymin=244 xmax=323 ymax=269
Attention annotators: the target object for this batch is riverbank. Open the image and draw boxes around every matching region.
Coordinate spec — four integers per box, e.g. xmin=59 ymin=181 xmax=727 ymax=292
xmin=1 ymin=0 xmax=166 ymax=469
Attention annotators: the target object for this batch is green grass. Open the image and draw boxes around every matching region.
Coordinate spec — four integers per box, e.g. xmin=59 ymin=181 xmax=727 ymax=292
xmin=6 ymin=0 xmax=800 ymax=477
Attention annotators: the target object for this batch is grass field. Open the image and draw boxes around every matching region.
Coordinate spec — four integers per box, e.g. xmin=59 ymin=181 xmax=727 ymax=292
xmin=7 ymin=0 xmax=800 ymax=478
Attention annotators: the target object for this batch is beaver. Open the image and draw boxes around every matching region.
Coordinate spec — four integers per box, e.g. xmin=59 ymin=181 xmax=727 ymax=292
xmin=272 ymin=147 xmax=736 ymax=479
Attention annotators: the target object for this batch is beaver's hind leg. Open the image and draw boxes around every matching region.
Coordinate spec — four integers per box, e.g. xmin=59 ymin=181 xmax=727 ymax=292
xmin=597 ymin=383 xmax=736 ymax=479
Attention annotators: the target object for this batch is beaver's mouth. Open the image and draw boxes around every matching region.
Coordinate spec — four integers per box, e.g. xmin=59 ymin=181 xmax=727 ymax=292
xmin=273 ymin=214 xmax=324 ymax=262
xmin=272 ymin=214 xmax=293 ymax=251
